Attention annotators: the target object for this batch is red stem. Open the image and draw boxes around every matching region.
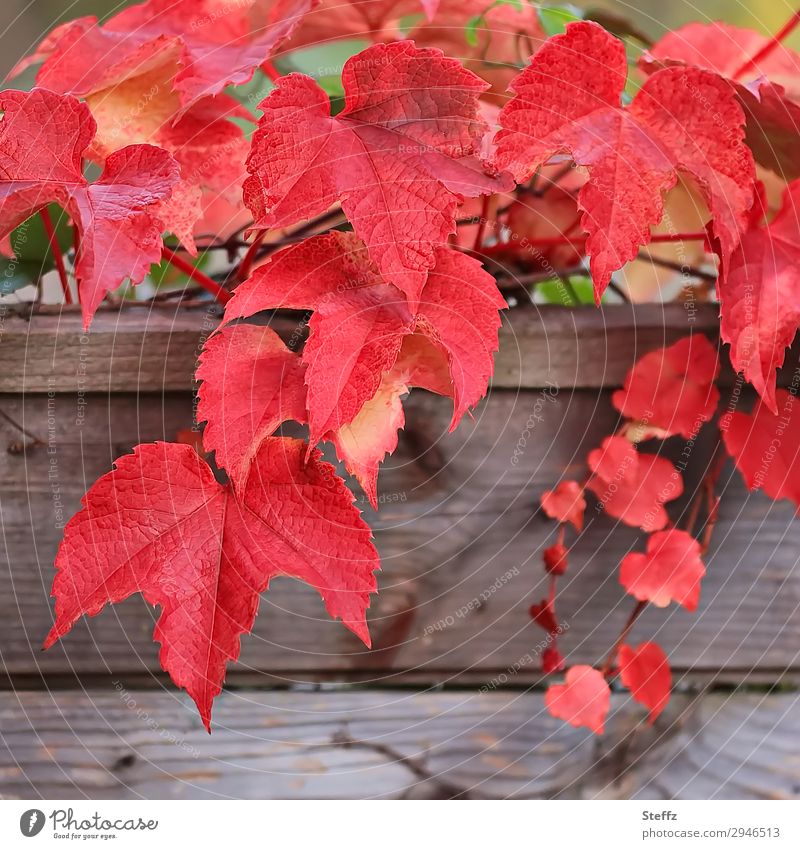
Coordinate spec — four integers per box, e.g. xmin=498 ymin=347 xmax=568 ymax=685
xmin=236 ymin=229 xmax=267 ymax=282
xmin=601 ymin=601 xmax=647 ymax=676
xmin=262 ymin=60 xmax=281 ymax=82
xmin=40 ymin=207 xmax=71 ymax=305
xmin=161 ymin=247 xmax=232 ymax=304
xmin=732 ymin=10 xmax=800 ymax=80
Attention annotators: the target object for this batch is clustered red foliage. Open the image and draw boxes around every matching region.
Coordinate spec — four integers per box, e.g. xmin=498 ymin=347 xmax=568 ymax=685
xmin=4 ymin=1 xmax=800 ymax=731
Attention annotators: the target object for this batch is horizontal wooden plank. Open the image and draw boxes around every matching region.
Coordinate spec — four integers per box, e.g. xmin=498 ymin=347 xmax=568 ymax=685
xmin=1 ymin=689 xmax=798 ymax=799
xmin=2 ymin=387 xmax=799 ymax=682
xmin=0 ymin=303 xmax=730 ymax=392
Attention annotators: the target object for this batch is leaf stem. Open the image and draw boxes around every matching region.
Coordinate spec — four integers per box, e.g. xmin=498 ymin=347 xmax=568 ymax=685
xmin=601 ymin=601 xmax=647 ymax=677
xmin=161 ymin=247 xmax=232 ymax=304
xmin=262 ymin=60 xmax=282 ymax=82
xmin=40 ymin=207 xmax=72 ymax=305
xmin=732 ymin=10 xmax=800 ymax=80
xmin=236 ymin=229 xmax=267 ymax=282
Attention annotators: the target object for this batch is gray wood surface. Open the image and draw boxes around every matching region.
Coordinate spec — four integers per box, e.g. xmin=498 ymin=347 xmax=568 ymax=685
xmin=0 ymin=303 xmax=733 ymax=393
xmin=1 ymin=388 xmax=798 ymax=683
xmin=1 ymin=689 xmax=797 ymax=799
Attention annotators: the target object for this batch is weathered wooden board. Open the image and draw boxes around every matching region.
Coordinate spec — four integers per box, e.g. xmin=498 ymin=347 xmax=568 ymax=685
xmin=1 ymin=386 xmax=798 ymax=683
xmin=1 ymin=689 xmax=798 ymax=799
xmin=0 ymin=303 xmax=743 ymax=393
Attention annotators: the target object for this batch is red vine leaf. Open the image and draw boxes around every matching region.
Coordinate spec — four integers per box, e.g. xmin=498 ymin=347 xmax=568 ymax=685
xmin=541 ymin=481 xmax=586 ymax=530
xmin=44 ymin=439 xmax=379 ymax=731
xmin=643 ymin=21 xmax=800 ymax=179
xmin=243 ymin=40 xmax=511 ymax=307
xmin=529 ymin=598 xmax=559 ymax=634
xmin=542 ymin=646 xmax=566 ymax=675
xmin=619 ymin=529 xmax=705 ymax=611
xmin=196 ymin=324 xmax=308 ymax=490
xmin=0 ymin=89 xmax=179 ymax=327
xmin=719 ymin=181 xmax=800 ymax=413
xmin=224 ymin=231 xmax=505 ymax=444
xmin=612 ymin=335 xmax=720 ymax=438
xmin=586 ymin=436 xmax=683 ymax=531
xmin=618 ymin=641 xmax=672 ymax=723
xmin=545 ymin=665 xmax=611 ymax=734
xmin=721 ymin=389 xmax=800 ymax=507
xmin=494 ymin=20 xmax=755 ymax=301
xmin=12 ymin=0 xmax=315 ymax=112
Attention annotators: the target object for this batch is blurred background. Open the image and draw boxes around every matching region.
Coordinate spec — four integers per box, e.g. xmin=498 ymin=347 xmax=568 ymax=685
xmin=1 ymin=0 xmax=799 ymax=79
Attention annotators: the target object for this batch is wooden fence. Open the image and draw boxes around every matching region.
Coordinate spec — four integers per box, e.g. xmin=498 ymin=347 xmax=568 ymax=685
xmin=0 ymin=303 xmax=798 ymax=799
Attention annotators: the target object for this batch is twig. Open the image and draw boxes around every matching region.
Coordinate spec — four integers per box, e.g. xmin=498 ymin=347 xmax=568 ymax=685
xmin=161 ymin=247 xmax=232 ymax=304
xmin=732 ymin=10 xmax=800 ymax=80
xmin=638 ymin=253 xmax=717 ymax=283
xmin=40 ymin=207 xmax=71 ymax=305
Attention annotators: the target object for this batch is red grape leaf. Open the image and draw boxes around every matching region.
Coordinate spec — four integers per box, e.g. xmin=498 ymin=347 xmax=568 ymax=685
xmin=643 ymin=22 xmax=800 ymax=179
xmin=44 ymin=438 xmax=379 ymax=731
xmin=0 ymin=89 xmax=179 ymax=327
xmin=541 ymin=646 xmax=565 ymax=674
xmin=721 ymin=389 xmax=800 ymax=507
xmin=540 ymin=481 xmax=586 ymax=530
xmin=224 ymin=231 xmax=505 ymax=442
xmin=494 ymin=20 xmax=755 ymax=301
xmin=243 ymin=40 xmax=511 ymax=307
xmin=11 ymin=0 xmax=315 ymax=112
xmin=196 ymin=324 xmax=308 ymax=490
xmin=586 ymin=436 xmax=683 ymax=531
xmin=612 ymin=334 xmax=720 ymax=438
xmin=545 ymin=665 xmax=611 ymax=734
xmin=618 ymin=641 xmax=671 ymax=723
xmin=719 ymin=181 xmax=800 ymax=413
xmin=529 ymin=598 xmax=559 ymax=634
xmin=619 ymin=529 xmax=705 ymax=611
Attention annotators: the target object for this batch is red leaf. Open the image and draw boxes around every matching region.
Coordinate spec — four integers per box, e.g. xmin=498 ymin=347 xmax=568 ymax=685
xmin=611 ymin=335 xmax=720 ymax=438
xmin=721 ymin=389 xmax=800 ymax=507
xmin=529 ymin=598 xmax=559 ymax=634
xmin=494 ymin=21 xmax=755 ymax=301
xmin=643 ymin=22 xmax=800 ymax=179
xmin=586 ymin=436 xmax=683 ymax=531
xmin=44 ymin=439 xmax=379 ymax=730
xmin=224 ymin=231 xmax=505 ymax=441
xmin=541 ymin=646 xmax=565 ymax=675
xmin=541 ymin=481 xmax=586 ymax=530
xmin=618 ymin=641 xmax=672 ymax=723
xmin=543 ymin=543 xmax=568 ymax=576
xmin=13 ymin=0 xmax=315 ymax=112
xmin=619 ymin=529 xmax=705 ymax=611
xmin=719 ymin=181 xmax=800 ymax=412
xmin=0 ymin=89 xmax=179 ymax=326
xmin=196 ymin=324 xmax=308 ymax=490
xmin=243 ymin=40 xmax=511 ymax=306
xmin=545 ymin=665 xmax=611 ymax=734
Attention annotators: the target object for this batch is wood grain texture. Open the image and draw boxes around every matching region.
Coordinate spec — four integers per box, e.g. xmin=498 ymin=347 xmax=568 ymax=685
xmin=1 ymin=387 xmax=798 ymax=682
xmin=0 ymin=303 xmax=735 ymax=393
xmin=1 ymin=689 xmax=798 ymax=799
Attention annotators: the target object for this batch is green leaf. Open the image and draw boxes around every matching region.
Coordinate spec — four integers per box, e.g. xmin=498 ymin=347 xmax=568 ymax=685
xmin=535 ymin=275 xmax=595 ymax=306
xmin=537 ymin=4 xmax=584 ymax=37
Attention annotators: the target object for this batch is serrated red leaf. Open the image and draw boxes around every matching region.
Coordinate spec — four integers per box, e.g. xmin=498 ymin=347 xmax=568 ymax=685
xmin=243 ymin=40 xmax=511 ymax=307
xmin=13 ymin=0 xmax=315 ymax=112
xmin=618 ymin=641 xmax=671 ymax=723
xmin=44 ymin=439 xmax=379 ymax=730
xmin=0 ymin=89 xmax=179 ymax=327
xmin=586 ymin=436 xmax=683 ymax=531
xmin=540 ymin=481 xmax=586 ymax=530
xmin=545 ymin=665 xmax=610 ymax=734
xmin=619 ymin=529 xmax=705 ymax=611
xmin=196 ymin=324 xmax=308 ymax=490
xmin=494 ymin=20 xmax=755 ymax=301
xmin=223 ymin=231 xmax=505 ymax=444
xmin=719 ymin=181 xmax=800 ymax=412
xmin=611 ymin=335 xmax=720 ymax=438
xmin=721 ymin=389 xmax=800 ymax=507
xmin=643 ymin=22 xmax=800 ymax=179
